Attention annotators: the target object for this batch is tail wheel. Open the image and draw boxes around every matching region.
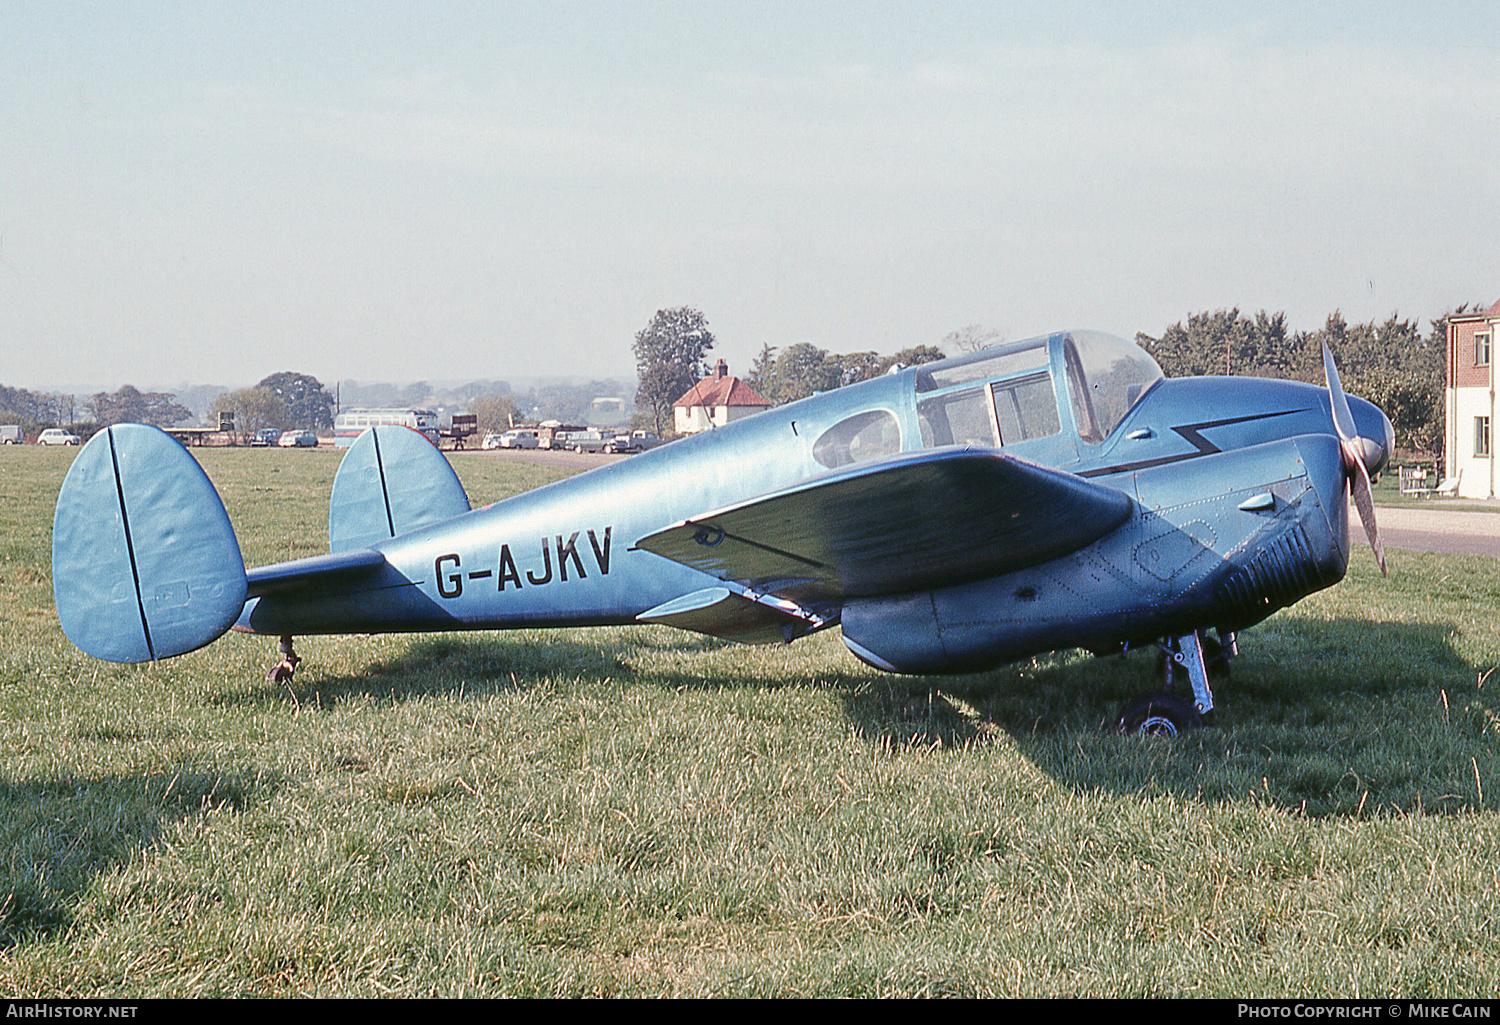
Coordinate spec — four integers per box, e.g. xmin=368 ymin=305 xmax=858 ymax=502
xmin=1116 ymin=693 xmax=1202 ymax=738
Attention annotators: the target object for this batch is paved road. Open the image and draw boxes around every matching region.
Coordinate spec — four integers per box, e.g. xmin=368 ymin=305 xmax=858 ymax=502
xmin=451 ymin=447 xmax=627 ymax=471
xmin=1375 ymin=503 xmax=1500 ymax=557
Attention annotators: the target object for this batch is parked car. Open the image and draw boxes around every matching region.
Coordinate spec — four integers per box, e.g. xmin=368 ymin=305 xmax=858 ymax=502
xmin=0 ymin=425 xmax=22 ymax=445
xmin=565 ymin=431 xmax=611 ymax=453
xmin=482 ymin=429 xmax=539 ymax=450
xmin=603 ymin=430 xmax=664 ymax=454
xmin=38 ymin=428 xmax=81 ymax=446
xmin=277 ymin=429 xmax=318 ymax=448
xmin=250 ymin=428 xmax=281 ymax=447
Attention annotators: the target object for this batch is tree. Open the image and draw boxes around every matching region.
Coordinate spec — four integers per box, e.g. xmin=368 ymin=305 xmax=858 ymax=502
xmin=470 ymin=393 xmax=520 ymax=433
xmin=633 ymin=307 xmax=716 ymax=435
xmin=212 ymin=387 xmax=288 ymax=438
xmin=0 ymin=384 xmax=73 ymax=433
xmin=88 ymin=385 xmax=193 ymax=428
xmin=1139 ymin=307 xmax=1447 ymax=457
xmin=744 ymin=342 xmax=949 ymax=407
xmin=832 ymin=351 xmax=886 ymax=387
xmin=941 ymin=324 xmax=1004 ymax=354
xmin=761 ymin=342 xmax=841 ymax=403
xmin=888 ymin=345 xmax=946 ymax=368
xmin=745 ymin=344 xmax=778 ymax=398
xmin=257 ymin=372 xmax=335 ymax=432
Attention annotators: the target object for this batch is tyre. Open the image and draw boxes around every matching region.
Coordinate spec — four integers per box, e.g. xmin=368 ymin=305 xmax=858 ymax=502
xmin=1115 ymin=693 xmax=1202 ymax=738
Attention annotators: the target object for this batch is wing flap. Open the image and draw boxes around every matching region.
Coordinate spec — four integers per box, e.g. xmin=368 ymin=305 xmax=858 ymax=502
xmin=634 ymin=447 xmax=1134 ymax=600
xmin=636 ymin=587 xmax=824 ymax=645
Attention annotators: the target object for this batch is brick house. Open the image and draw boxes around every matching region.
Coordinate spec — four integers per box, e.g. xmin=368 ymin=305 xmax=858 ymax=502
xmin=673 ymin=360 xmax=772 ymax=434
xmin=1445 ymin=298 xmax=1500 ymax=498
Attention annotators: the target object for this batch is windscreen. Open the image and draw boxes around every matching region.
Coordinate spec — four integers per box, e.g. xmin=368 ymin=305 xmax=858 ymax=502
xmin=1064 ymin=331 xmax=1163 ymax=442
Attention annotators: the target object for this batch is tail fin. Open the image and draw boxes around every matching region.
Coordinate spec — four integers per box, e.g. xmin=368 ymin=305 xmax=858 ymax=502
xmin=52 ymin=424 xmax=247 ymax=663
xmin=328 ymin=425 xmax=470 ymax=553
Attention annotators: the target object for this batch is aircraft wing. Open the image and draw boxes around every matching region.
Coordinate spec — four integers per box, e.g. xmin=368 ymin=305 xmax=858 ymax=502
xmin=633 ymin=446 xmax=1135 ymax=605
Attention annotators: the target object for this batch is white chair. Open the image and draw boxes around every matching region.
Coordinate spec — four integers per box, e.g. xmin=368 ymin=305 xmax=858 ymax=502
xmin=1399 ymin=466 xmax=1429 ymax=497
xmin=1430 ymin=471 xmax=1461 ymax=499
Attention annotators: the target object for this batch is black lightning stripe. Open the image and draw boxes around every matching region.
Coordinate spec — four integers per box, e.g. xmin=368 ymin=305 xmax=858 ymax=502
xmin=1077 ymin=409 xmax=1308 ymax=479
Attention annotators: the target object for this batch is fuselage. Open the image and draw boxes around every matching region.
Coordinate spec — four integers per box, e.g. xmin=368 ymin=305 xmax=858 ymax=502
xmin=241 ymin=330 xmax=1391 ymax=674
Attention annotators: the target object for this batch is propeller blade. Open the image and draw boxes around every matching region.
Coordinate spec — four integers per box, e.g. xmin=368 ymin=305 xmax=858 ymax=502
xmin=1324 ymin=343 xmax=1387 ymax=577
xmin=1323 ymin=343 xmax=1359 ymax=445
xmin=1346 ymin=441 xmax=1387 ymax=577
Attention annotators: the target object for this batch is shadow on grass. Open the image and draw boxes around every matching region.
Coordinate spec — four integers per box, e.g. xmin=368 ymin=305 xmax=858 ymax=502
xmin=218 ymin=629 xmax=830 ymax=709
xmin=879 ymin=616 xmax=1491 ymax=819
xmin=0 ymin=766 xmax=278 ymax=948
xmin=219 ymin=614 xmax=1488 ymax=819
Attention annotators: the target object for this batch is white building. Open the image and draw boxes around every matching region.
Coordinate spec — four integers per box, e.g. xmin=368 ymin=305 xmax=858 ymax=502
xmin=673 ymin=361 xmax=772 ymax=434
xmin=1445 ymin=299 xmax=1500 ymax=498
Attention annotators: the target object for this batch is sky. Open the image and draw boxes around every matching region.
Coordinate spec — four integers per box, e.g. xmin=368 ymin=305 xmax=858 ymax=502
xmin=3 ymin=1 xmax=1499 ymax=394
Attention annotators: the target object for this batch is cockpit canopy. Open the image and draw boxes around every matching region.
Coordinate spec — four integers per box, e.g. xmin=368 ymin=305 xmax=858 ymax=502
xmin=810 ymin=330 xmax=1163 ymax=471
xmin=913 ymin=330 xmax=1162 ymax=447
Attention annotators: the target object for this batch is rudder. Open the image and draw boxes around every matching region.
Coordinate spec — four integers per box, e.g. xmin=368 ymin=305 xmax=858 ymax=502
xmin=328 ymin=425 xmax=470 ymax=553
xmin=52 ymin=424 xmax=247 ymax=663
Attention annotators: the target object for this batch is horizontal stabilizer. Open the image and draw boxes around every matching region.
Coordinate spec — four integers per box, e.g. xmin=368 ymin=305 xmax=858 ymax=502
xmin=636 ymin=587 xmax=822 ymax=645
xmin=247 ymin=548 xmax=388 ymax=597
xmin=53 ymin=424 xmax=247 ymax=663
xmin=329 ymin=425 xmax=470 ymax=553
xmin=634 ymin=447 xmax=1134 ymax=602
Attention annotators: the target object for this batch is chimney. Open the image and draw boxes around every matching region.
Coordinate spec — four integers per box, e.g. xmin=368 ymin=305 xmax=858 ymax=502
xmin=713 ymin=359 xmax=729 ymax=380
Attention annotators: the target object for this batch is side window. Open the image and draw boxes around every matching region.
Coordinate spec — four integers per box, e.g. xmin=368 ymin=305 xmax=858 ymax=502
xmin=991 ymin=374 xmax=1061 ymax=443
xmin=813 ymin=410 xmax=901 ymax=469
xmin=917 ymin=387 xmax=997 ymax=448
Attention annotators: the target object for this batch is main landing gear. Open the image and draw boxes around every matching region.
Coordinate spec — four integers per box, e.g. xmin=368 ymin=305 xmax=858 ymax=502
xmin=1115 ymin=629 xmax=1235 ymax=738
xmin=267 ymin=634 xmax=301 ymax=685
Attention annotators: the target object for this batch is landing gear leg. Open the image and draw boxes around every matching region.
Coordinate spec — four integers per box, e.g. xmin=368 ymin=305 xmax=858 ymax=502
xmin=1118 ymin=629 xmax=1224 ymax=737
xmin=1164 ymin=630 xmax=1215 ymax=715
xmin=267 ymin=634 xmax=301 ymax=685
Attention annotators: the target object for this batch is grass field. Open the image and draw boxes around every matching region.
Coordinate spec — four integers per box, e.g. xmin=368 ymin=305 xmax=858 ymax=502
xmin=3 ymin=445 xmax=1500 ymax=996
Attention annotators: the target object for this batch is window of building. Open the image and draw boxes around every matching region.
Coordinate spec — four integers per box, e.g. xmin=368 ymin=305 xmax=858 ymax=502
xmin=1477 ymin=416 xmax=1491 ymax=458
xmin=1478 ymin=334 xmax=1491 ymax=367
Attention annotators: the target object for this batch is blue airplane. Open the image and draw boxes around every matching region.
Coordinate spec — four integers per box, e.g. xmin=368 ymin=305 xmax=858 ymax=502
xmin=52 ymin=330 xmax=1391 ymax=737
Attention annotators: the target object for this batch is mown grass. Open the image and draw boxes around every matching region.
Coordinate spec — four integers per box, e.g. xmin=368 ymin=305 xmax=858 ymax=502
xmin=3 ymin=444 xmax=1500 ymax=996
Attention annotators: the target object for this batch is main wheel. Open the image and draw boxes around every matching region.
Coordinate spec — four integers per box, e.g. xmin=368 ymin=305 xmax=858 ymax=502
xmin=1115 ymin=693 xmax=1202 ymax=738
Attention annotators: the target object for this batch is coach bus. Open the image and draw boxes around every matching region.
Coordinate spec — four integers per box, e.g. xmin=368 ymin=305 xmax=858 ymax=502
xmin=333 ymin=408 xmax=441 ymax=447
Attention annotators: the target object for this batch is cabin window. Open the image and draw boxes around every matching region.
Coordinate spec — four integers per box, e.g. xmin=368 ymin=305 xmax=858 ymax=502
xmin=1477 ymin=417 xmax=1491 ymax=458
xmin=914 ymin=344 xmax=1049 ymax=393
xmin=991 ymin=374 xmax=1061 ymax=443
xmin=1478 ymin=334 xmax=1491 ymax=367
xmin=813 ymin=410 xmax=902 ymax=469
xmin=917 ymin=387 xmax=998 ymax=448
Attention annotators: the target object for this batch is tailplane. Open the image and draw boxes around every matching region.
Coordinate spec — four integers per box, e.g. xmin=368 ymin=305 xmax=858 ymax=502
xmin=52 ymin=424 xmax=247 ymax=663
xmin=328 ymin=425 xmax=470 ymax=553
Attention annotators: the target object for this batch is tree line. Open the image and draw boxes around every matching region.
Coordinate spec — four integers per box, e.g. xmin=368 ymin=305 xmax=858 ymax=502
xmin=631 ymin=303 xmax=1465 ymax=456
xmin=630 ymin=306 xmax=948 ymax=434
xmin=0 ymin=384 xmax=192 ymax=439
xmin=1136 ymin=306 xmax=1467 ymax=457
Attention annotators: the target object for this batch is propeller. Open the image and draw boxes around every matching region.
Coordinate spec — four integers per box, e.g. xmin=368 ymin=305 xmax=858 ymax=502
xmin=1322 ymin=344 xmax=1387 ymax=577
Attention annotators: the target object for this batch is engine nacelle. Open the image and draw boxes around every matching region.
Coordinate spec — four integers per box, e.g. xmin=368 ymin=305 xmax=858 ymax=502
xmin=841 ymin=434 xmax=1350 ymax=676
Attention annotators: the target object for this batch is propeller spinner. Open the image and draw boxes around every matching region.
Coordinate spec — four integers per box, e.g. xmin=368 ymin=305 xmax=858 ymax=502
xmin=1322 ymin=344 xmax=1387 ymax=577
